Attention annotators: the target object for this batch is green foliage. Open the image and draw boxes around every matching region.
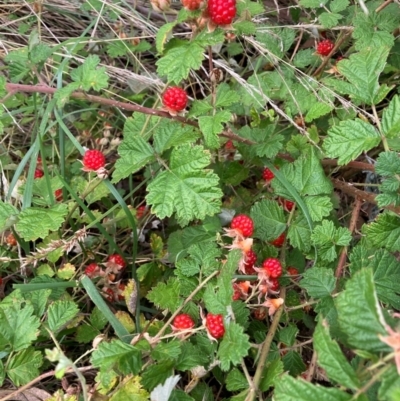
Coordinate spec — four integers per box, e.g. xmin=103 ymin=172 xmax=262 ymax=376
xmin=300 ymin=267 xmax=335 ymax=298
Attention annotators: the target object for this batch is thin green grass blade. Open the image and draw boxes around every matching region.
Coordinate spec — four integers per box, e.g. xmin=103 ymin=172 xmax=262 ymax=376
xmin=81 ymin=275 xmax=134 ymax=343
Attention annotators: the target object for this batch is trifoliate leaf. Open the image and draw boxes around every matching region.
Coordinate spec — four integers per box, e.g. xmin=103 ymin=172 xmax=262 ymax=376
xmin=323 ymin=119 xmax=381 ymax=165
xmin=15 ymin=204 xmax=68 ymax=241
xmin=251 ymin=199 xmax=286 ymax=241
xmin=335 ymin=268 xmax=389 ymax=353
xmin=304 ymin=196 xmax=332 ymax=222
xmin=146 ymin=144 xmax=222 ymax=226
xmin=314 ymin=320 xmax=360 ymax=390
xmin=336 ymin=46 xmax=390 ymax=104
xmin=7 ymin=348 xmax=43 ymax=386
xmin=156 ymin=41 xmax=205 ymax=83
xmin=198 ymin=111 xmax=231 ymax=149
xmin=47 ymin=301 xmax=79 ymax=333
xmin=300 ymin=267 xmax=335 ymax=298
xmin=382 ymin=95 xmax=400 ymax=138
xmin=350 ymin=247 xmax=400 ymax=309
xmin=112 ymin=116 xmax=156 ymax=183
xmin=91 ymin=339 xmax=142 ymax=375
xmin=274 ymin=374 xmax=352 ymax=401
xmin=363 ymin=212 xmax=400 ymax=252
xmin=311 ymin=220 xmax=351 ymax=262
xmin=147 ymin=277 xmax=181 ymax=312
xmin=0 ymin=302 xmax=40 ymax=352
xmin=226 ymin=368 xmax=248 ymax=391
xmin=218 ymin=322 xmax=251 ymax=371
xmin=0 ymin=201 xmax=19 ymax=232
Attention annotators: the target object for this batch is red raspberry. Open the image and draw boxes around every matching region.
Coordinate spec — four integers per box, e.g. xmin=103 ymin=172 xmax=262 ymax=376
xmin=284 ymin=199 xmax=295 ymax=212
xmin=231 ymin=214 xmax=254 ymax=237
xmin=103 ymin=287 xmax=115 ymax=302
xmin=108 ymin=254 xmax=126 ymax=269
xmin=54 ymin=189 xmax=63 ymax=202
xmin=117 ymin=283 xmax=126 ymax=300
xmin=181 ymin=0 xmax=202 ymax=10
xmin=262 ymin=167 xmax=275 ymax=181
xmin=270 ymin=277 xmax=280 ymax=291
xmin=287 ymin=267 xmax=299 ymax=276
xmin=173 ymin=313 xmax=195 ymax=330
xmin=244 ymin=249 xmax=257 ymax=274
xmin=34 ymin=169 xmax=44 ymax=179
xmin=82 ymin=149 xmax=106 ymax=171
xmin=85 ymin=263 xmax=100 ymax=277
xmin=271 ymin=232 xmax=285 ymax=247
xmin=206 ymin=313 xmax=225 ymax=339
xmin=207 ymin=0 xmax=236 ymax=25
xmin=253 ymin=307 xmax=267 ymax=321
xmin=225 ymin=140 xmax=235 ymax=150
xmin=262 ymin=258 xmax=283 ymax=278
xmin=162 ymin=87 xmax=188 ymax=112
xmin=316 ymin=39 xmax=334 ymax=56
xmin=136 ymin=205 xmax=147 ymax=219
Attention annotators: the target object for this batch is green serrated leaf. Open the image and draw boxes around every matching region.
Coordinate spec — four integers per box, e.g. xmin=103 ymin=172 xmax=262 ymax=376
xmin=364 ymin=212 xmax=400 ymax=252
xmin=91 ymin=339 xmax=142 ymax=375
xmin=336 ymin=47 xmax=390 ymax=104
xmin=110 ymin=376 xmax=149 ymax=401
xmin=7 ymin=348 xmax=43 ymax=386
xmin=198 ymin=111 xmax=231 ymax=149
xmin=323 ymin=119 xmax=381 ymax=165
xmin=330 ymin=0 xmax=349 ymax=12
xmin=226 ymin=368 xmax=248 ymax=391
xmin=350 ymin=247 xmax=400 ymax=309
xmin=147 ymin=277 xmax=181 ymax=312
xmin=274 ymin=374 xmax=352 ymax=401
xmin=156 ymin=22 xmax=176 ymax=54
xmin=156 ymin=41 xmax=205 ymax=83
xmin=47 ymin=300 xmax=79 ymax=332
xmin=70 ymin=55 xmax=109 ymax=91
xmin=218 ymin=322 xmax=251 ymax=371
xmin=314 ymin=320 xmax=360 ymax=389
xmin=300 ymin=267 xmax=335 ymax=298
xmin=215 ymin=83 xmax=240 ymax=108
xmin=141 ymin=359 xmax=175 ymax=391
xmin=288 ymin=214 xmax=312 ymax=253
xmin=15 ymin=204 xmax=68 ymax=241
xmin=319 ymin=12 xmax=342 ymax=28
xmin=279 ymin=325 xmax=299 ymax=346
xmin=112 ymin=116 xmax=156 ymax=183
xmin=175 ymin=341 xmax=210 ymax=371
xmin=0 ymin=302 xmax=40 ymax=352
xmin=382 ymin=95 xmax=400 ymax=138
xmin=151 ymin=341 xmax=182 ymax=362
xmin=0 ymin=201 xmax=19 ymax=232
xmin=336 ymin=268 xmax=389 ymax=353
xmin=260 ymin=359 xmax=284 ymax=391
xmin=304 ymin=196 xmax=332 ymax=222
xmin=24 ymin=289 xmax=51 ymax=317
xmin=146 ymin=144 xmax=222 ymax=226
xmin=282 ymin=351 xmax=306 ymax=376
xmin=311 ymin=220 xmax=351 ymax=262
xmin=305 ymin=102 xmax=334 ymax=123
xmin=251 ymin=199 xmax=286 ymax=241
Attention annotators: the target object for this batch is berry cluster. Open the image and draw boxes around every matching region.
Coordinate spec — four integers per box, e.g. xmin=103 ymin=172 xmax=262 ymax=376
xmin=173 ymin=313 xmax=195 ymax=330
xmin=162 ymin=87 xmax=188 ymax=112
xmin=317 ymin=39 xmax=334 ymax=56
xmin=271 ymin=232 xmax=285 ymax=247
xmin=262 ymin=258 xmax=282 ymax=279
xmin=207 ymin=0 xmax=236 ymax=25
xmin=230 ymin=214 xmax=254 ymax=237
xmin=205 ymin=313 xmax=225 ymax=339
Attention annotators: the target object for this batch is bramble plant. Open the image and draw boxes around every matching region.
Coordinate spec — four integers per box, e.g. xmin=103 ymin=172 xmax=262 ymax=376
xmin=1 ymin=0 xmax=400 ymax=400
